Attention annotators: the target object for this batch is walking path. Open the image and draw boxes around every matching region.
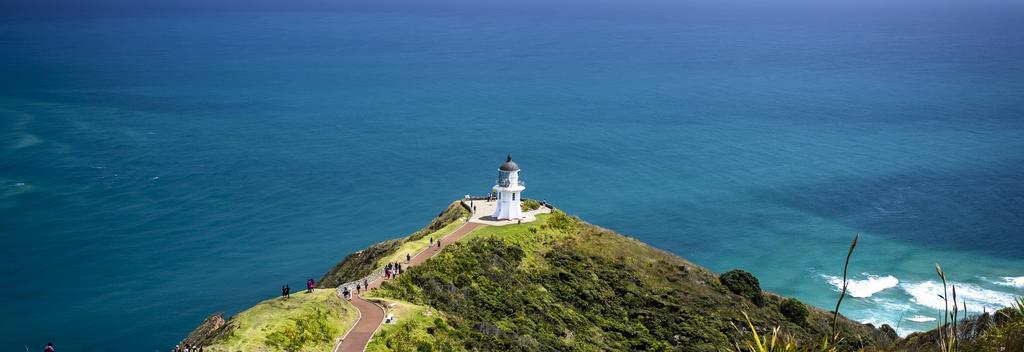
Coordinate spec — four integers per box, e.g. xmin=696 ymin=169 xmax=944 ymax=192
xmin=333 ymin=221 xmax=486 ymax=352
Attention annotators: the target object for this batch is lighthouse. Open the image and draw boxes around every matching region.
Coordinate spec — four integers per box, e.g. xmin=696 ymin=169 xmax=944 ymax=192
xmin=492 ymin=154 xmax=525 ymax=220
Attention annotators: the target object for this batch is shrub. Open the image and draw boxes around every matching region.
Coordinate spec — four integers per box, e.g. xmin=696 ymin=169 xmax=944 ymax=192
xmin=719 ymin=269 xmax=764 ymax=306
xmin=779 ymin=298 xmax=808 ymax=325
xmin=521 ymin=199 xmax=542 ymax=212
xmin=265 ymin=308 xmax=337 ymax=352
xmin=545 ymin=210 xmax=577 ymax=233
xmin=879 ymin=324 xmax=898 ymax=341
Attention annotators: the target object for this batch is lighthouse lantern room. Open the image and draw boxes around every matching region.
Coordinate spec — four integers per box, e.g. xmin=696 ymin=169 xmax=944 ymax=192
xmin=492 ymin=154 xmax=526 ymax=220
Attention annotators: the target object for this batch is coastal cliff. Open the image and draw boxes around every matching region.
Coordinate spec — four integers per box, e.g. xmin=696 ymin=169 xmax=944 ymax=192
xmin=183 ymin=201 xmax=1022 ymax=351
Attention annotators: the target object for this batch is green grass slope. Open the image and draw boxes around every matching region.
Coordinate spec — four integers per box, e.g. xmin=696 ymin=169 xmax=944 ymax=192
xmin=373 ymin=211 xmax=890 ymax=351
xmin=200 ymin=289 xmax=357 ymax=352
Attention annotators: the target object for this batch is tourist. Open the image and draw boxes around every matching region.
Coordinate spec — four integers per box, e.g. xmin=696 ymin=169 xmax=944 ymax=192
xmin=45 ymin=342 xmax=54 ymax=352
xmin=397 ymin=265 xmax=403 ymax=275
xmin=343 ymin=286 xmax=350 ymax=300
xmin=281 ymin=285 xmax=287 ymax=298
xmin=307 ymin=278 xmax=315 ymax=293
xmin=356 ymin=283 xmax=361 ymax=294
xmin=285 ymin=284 xmax=290 ymax=298
xmin=437 ymin=239 xmax=442 ymax=248
xmin=363 ymin=278 xmax=369 ymax=290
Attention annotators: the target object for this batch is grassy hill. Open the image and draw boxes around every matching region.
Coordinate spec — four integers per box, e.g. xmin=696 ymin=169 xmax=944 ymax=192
xmin=186 ymin=289 xmax=356 ymax=352
xmin=185 ymin=202 xmax=1024 ymax=351
xmin=370 ymin=210 xmax=891 ymax=351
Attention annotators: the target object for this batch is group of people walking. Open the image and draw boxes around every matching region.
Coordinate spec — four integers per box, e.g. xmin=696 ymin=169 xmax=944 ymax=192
xmin=342 ymin=277 xmax=370 ymax=300
xmin=340 ymin=252 xmax=418 ymax=300
xmin=280 ymin=277 xmax=317 ymax=299
xmin=384 ymin=261 xmax=404 ymax=280
xmin=173 ymin=343 xmax=202 ymax=352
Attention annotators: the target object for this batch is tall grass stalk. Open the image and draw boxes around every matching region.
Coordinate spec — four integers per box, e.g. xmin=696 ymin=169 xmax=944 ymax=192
xmin=829 ymin=233 xmax=859 ymax=347
xmin=935 ymin=263 xmax=960 ymax=352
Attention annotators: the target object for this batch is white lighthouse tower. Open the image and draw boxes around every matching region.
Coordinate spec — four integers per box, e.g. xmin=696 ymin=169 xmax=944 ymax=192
xmin=492 ymin=154 xmax=525 ymax=220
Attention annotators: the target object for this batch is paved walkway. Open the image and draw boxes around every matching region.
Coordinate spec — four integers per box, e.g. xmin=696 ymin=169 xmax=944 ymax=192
xmin=465 ymin=199 xmax=551 ymax=226
xmin=333 ymin=221 xmax=486 ymax=352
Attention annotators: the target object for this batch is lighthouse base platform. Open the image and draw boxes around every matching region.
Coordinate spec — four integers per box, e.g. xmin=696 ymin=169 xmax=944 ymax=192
xmin=464 ymin=199 xmax=552 ymax=227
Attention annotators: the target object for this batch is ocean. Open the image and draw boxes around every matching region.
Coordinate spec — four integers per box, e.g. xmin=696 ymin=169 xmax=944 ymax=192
xmin=2 ymin=1 xmax=1023 ymax=350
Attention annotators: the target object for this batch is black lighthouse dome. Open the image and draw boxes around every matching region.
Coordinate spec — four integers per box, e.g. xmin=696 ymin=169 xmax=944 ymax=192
xmin=499 ymin=154 xmax=520 ymax=171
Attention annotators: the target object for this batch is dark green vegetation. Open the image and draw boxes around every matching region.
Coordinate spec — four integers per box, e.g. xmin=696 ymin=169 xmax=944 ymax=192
xmin=374 ymin=211 xmax=890 ymax=351
xmin=779 ymin=298 xmax=809 ymax=326
xmin=720 ymin=270 xmax=765 ymax=306
xmin=319 ymin=202 xmax=468 ymax=287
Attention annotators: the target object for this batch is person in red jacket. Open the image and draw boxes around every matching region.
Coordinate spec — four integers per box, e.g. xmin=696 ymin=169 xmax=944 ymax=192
xmin=306 ymin=278 xmax=315 ymax=293
xmin=44 ymin=342 xmax=54 ymax=352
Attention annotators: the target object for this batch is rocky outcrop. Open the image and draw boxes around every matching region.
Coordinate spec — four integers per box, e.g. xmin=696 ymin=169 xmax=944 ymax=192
xmin=182 ymin=312 xmax=231 ymax=347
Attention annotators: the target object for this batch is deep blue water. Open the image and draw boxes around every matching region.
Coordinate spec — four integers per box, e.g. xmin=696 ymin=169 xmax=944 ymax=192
xmin=2 ymin=2 xmax=1024 ymax=350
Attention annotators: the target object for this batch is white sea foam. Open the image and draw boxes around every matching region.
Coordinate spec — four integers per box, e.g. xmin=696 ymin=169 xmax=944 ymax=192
xmin=823 ymin=273 xmax=899 ymax=298
xmin=906 ymin=315 xmax=936 ymax=323
xmin=901 ymin=281 xmax=1017 ymax=312
xmin=994 ymin=276 xmax=1024 ymax=288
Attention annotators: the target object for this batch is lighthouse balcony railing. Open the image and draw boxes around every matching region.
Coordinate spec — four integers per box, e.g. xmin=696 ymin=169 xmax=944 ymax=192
xmin=497 ymin=179 xmax=525 ymax=188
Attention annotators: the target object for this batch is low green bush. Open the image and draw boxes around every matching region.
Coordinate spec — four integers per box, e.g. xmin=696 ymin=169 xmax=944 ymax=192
xmin=719 ymin=269 xmax=764 ymax=306
xmin=779 ymin=298 xmax=808 ymax=325
xmin=265 ymin=308 xmax=338 ymax=352
xmin=520 ymin=199 xmax=542 ymax=212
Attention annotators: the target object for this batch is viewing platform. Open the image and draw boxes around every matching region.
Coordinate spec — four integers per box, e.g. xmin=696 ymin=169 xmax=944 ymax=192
xmin=464 ymin=198 xmax=551 ymax=226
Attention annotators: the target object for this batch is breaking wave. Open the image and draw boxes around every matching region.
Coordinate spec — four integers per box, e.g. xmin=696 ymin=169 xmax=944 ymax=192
xmin=823 ymin=273 xmax=899 ymax=298
xmin=994 ymin=276 xmax=1024 ymax=288
xmin=901 ymin=281 xmax=1017 ymax=312
xmin=906 ymin=315 xmax=937 ymax=323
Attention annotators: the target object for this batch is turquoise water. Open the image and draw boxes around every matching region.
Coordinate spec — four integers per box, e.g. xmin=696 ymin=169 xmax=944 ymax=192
xmin=2 ymin=2 xmax=1024 ymax=350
